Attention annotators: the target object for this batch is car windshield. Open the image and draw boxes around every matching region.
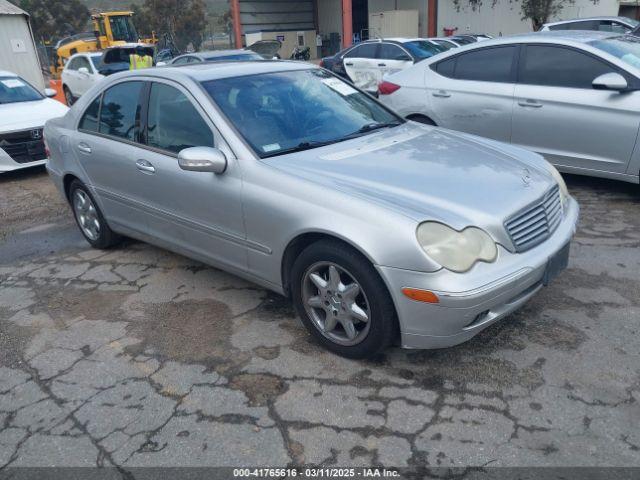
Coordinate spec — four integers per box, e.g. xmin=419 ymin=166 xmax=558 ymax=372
xmin=109 ymin=16 xmax=138 ymax=43
xmin=590 ymin=35 xmax=640 ymax=69
xmin=404 ymin=40 xmax=447 ymax=58
xmin=0 ymin=76 xmax=42 ymax=104
xmin=432 ymin=40 xmax=454 ymax=50
xmin=202 ymin=69 xmax=402 ymax=158
xmin=204 ymin=53 xmax=262 ymax=62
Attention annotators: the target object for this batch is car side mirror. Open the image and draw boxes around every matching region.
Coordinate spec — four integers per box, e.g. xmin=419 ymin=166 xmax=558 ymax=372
xmin=178 ymin=147 xmax=227 ymax=174
xmin=78 ymin=67 xmax=89 ymax=75
xmin=592 ymin=72 xmax=628 ymax=91
xmin=44 ymin=88 xmax=57 ymax=98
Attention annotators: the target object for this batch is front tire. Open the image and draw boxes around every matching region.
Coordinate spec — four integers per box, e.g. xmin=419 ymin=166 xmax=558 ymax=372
xmin=69 ymin=180 xmax=121 ymax=249
xmin=291 ymin=240 xmax=397 ymax=358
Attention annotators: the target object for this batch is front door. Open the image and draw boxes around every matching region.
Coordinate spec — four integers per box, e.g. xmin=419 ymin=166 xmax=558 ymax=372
xmin=377 ymin=43 xmax=414 ymax=83
xmin=343 ymin=42 xmax=380 ymax=92
xmin=512 ymin=44 xmax=640 ymax=174
xmin=131 ymin=80 xmax=246 ymax=271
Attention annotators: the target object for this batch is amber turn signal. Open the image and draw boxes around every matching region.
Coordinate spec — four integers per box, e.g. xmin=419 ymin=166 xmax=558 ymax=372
xmin=401 ymin=288 xmax=440 ymax=304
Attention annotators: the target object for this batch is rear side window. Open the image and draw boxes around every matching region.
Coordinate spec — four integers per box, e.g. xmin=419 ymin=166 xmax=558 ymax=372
xmin=79 ymin=95 xmax=101 ymax=132
xmin=520 ymin=45 xmax=614 ymax=88
xmin=99 ymin=81 xmax=144 ymax=141
xmin=345 ymin=43 xmax=378 ymax=59
xmin=455 ymin=46 xmax=516 ymax=82
xmin=146 ymin=83 xmax=214 ymax=154
xmin=434 ymin=57 xmax=456 ymax=78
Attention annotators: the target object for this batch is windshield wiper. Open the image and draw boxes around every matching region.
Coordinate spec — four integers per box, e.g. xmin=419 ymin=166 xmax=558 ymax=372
xmin=262 ymin=139 xmax=339 ymax=158
xmin=346 ymin=121 xmax=402 ymax=138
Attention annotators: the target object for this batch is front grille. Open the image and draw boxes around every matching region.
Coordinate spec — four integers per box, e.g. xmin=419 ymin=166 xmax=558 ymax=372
xmin=0 ymin=128 xmax=46 ymax=164
xmin=505 ymin=185 xmax=562 ymax=252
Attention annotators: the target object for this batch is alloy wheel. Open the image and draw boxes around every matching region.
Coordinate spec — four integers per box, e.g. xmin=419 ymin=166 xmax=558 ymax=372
xmin=301 ymin=261 xmax=371 ymax=346
xmin=73 ymin=190 xmax=101 ymax=241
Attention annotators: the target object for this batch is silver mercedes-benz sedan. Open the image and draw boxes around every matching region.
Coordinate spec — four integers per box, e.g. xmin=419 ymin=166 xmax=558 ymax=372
xmin=44 ymin=60 xmax=579 ymax=358
xmin=379 ymin=31 xmax=640 ymax=184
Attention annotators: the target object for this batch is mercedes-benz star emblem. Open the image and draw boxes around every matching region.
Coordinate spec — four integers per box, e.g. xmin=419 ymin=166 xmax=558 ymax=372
xmin=30 ymin=129 xmax=42 ymax=140
xmin=521 ymin=168 xmax=532 ymax=187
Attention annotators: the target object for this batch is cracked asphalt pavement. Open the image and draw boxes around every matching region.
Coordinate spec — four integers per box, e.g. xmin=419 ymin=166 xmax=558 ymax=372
xmin=0 ymin=167 xmax=639 ymax=469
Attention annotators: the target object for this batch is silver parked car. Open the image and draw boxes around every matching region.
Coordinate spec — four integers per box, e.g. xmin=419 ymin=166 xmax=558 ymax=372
xmin=45 ymin=61 xmax=578 ymax=358
xmin=378 ymin=31 xmax=640 ymax=184
xmin=540 ymin=16 xmax=639 ymax=34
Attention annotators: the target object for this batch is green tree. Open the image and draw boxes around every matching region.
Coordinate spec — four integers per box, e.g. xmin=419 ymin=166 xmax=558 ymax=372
xmin=452 ymin=0 xmax=598 ymax=31
xmin=132 ymin=0 xmax=208 ymax=52
xmin=10 ymin=0 xmax=90 ymax=42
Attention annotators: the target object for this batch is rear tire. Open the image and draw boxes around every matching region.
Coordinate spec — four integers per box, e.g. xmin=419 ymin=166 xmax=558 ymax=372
xmin=291 ymin=240 xmax=397 ymax=358
xmin=63 ymin=86 xmax=75 ymax=106
xmin=69 ymin=180 xmax=121 ymax=249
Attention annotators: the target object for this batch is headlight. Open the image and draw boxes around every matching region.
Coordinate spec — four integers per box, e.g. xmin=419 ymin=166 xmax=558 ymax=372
xmin=416 ymin=222 xmax=498 ymax=273
xmin=549 ymin=166 xmax=569 ymax=211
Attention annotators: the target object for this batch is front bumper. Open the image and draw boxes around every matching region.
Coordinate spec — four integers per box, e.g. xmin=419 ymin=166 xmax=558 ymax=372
xmin=376 ymin=197 xmax=579 ymax=349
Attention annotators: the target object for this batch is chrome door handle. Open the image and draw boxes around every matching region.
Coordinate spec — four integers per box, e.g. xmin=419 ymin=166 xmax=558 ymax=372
xmin=77 ymin=143 xmax=91 ymax=154
xmin=136 ymin=159 xmax=155 ymax=174
xmin=432 ymin=90 xmax=451 ymax=98
xmin=518 ymin=99 xmax=542 ymax=108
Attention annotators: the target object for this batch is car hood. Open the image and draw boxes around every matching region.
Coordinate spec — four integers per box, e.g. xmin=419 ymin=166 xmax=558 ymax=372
xmin=264 ymin=123 xmax=556 ymax=242
xmin=0 ymin=99 xmax=69 ymax=132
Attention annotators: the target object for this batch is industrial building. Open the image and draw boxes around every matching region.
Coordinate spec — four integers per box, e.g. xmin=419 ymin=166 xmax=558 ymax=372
xmin=229 ymin=0 xmax=640 ymax=58
xmin=0 ymin=0 xmax=45 ymax=91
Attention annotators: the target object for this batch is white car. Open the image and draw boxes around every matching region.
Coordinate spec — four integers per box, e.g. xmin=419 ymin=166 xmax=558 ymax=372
xmin=61 ymin=52 xmax=105 ymax=105
xmin=0 ymin=70 xmax=69 ymax=173
xmin=540 ymin=16 xmax=638 ymax=34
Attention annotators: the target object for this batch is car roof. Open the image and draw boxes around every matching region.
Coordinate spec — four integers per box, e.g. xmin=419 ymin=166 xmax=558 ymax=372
xmin=458 ymin=30 xmax=622 ymax=47
xmin=114 ymin=59 xmax=315 ymax=83
xmin=544 ymin=16 xmax=635 ymax=26
xmin=187 ymin=49 xmax=256 ymax=58
xmin=0 ymin=70 xmax=17 ymax=77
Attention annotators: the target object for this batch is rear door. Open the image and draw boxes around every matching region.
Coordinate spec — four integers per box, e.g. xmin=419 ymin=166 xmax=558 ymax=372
xmin=377 ymin=43 xmax=414 ymax=83
xmin=512 ymin=44 xmax=640 ymax=173
xmin=343 ymin=43 xmax=380 ymax=92
xmin=74 ymin=81 xmax=150 ymax=230
xmin=426 ymin=45 xmax=518 ymax=142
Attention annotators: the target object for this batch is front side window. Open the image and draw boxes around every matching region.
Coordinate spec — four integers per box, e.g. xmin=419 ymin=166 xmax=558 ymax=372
xmin=345 ymin=43 xmax=378 ymax=59
xmin=0 ymin=76 xmax=43 ymax=104
xmin=76 ymin=57 xmax=92 ymax=72
xmin=146 ymin=83 xmax=214 ymax=154
xmin=202 ymin=69 xmax=401 ymax=158
xmin=79 ymin=95 xmax=101 ymax=132
xmin=66 ymin=58 xmax=79 ymax=70
xmin=520 ymin=45 xmax=614 ymax=88
xmin=378 ymin=44 xmax=411 ymax=61
xmin=454 ymin=46 xmax=516 ymax=82
xmin=99 ymin=81 xmax=144 ymax=140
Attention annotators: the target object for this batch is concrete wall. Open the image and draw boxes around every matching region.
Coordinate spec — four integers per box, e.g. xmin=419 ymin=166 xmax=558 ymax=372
xmin=318 ymin=0 xmax=343 ymax=35
xmin=437 ymin=0 xmax=621 ymax=37
xmin=240 ymin=0 xmax=315 ymax=33
xmin=0 ymin=14 xmax=44 ymax=91
xmin=368 ymin=0 xmax=429 ymax=36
